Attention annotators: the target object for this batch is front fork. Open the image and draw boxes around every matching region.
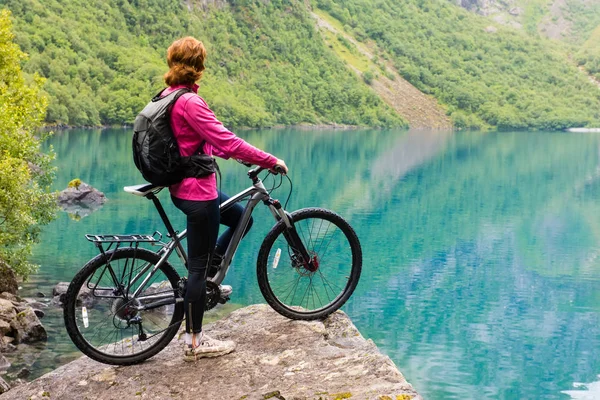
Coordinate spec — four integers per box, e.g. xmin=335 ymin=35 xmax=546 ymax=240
xmin=267 ymin=199 xmax=318 ymax=272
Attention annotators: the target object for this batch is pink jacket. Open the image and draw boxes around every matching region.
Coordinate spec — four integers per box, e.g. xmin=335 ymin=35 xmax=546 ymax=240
xmin=163 ymin=84 xmax=277 ymax=201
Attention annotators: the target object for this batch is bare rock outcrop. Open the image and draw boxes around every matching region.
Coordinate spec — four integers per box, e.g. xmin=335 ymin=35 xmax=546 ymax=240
xmin=57 ymin=182 xmax=106 ymax=219
xmin=0 ymin=293 xmax=48 ymax=346
xmin=8 ymin=308 xmax=46 ymax=345
xmin=0 ymin=304 xmax=422 ymax=400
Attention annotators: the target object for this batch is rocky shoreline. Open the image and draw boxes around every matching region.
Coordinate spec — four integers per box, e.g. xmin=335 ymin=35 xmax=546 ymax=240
xmin=0 ymin=264 xmax=50 ymax=392
xmin=0 ymin=304 xmax=422 ymax=400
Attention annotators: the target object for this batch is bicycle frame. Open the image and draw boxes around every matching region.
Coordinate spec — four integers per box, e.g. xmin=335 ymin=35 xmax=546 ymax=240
xmin=119 ymin=170 xmax=306 ymax=312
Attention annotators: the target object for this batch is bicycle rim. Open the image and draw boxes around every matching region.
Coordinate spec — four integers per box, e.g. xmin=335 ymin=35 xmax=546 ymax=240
xmin=64 ymin=248 xmax=183 ymax=364
xmin=258 ymin=208 xmax=362 ymax=320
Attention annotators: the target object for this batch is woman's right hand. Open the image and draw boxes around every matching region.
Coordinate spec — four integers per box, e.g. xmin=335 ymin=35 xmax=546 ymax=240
xmin=272 ymin=159 xmax=288 ymax=175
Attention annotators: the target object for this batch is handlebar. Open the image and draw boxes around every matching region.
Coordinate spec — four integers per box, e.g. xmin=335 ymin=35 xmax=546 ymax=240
xmin=247 ymin=165 xmax=286 ymax=181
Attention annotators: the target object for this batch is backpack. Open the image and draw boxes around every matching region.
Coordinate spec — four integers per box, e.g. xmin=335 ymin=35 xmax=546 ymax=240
xmin=132 ymin=88 xmax=217 ymax=186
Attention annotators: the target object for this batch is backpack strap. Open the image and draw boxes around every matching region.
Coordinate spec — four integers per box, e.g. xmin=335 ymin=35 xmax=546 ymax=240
xmin=156 ymin=87 xmax=208 ymax=156
xmin=151 ymin=87 xmax=192 ymax=102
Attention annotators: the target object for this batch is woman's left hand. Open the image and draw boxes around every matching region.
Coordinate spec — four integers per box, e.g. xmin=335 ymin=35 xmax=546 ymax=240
xmin=271 ymin=159 xmax=288 ymax=175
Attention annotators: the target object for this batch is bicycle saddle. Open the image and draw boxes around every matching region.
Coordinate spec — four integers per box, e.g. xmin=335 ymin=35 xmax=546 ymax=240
xmin=124 ymin=183 xmax=164 ymax=196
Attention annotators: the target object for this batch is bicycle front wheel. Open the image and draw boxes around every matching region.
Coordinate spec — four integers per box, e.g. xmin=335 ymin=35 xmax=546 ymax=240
xmin=63 ymin=248 xmax=183 ymax=365
xmin=257 ymin=208 xmax=362 ymax=320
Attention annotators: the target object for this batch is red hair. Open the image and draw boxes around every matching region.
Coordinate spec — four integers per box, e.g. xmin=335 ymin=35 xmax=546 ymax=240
xmin=164 ymin=37 xmax=207 ymax=86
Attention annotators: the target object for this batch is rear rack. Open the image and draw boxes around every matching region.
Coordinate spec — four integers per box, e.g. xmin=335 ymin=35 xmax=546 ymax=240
xmin=85 ymin=232 xmax=162 ymax=243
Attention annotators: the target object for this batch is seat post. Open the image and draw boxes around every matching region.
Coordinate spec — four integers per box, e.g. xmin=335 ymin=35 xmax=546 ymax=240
xmin=147 ymin=193 xmax=178 ymax=238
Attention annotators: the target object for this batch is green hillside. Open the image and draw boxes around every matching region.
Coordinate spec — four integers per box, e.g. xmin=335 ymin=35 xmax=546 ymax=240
xmin=577 ymin=26 xmax=600 ymax=80
xmin=0 ymin=0 xmax=403 ymax=128
xmin=317 ymin=0 xmax=600 ymax=130
xmin=2 ymin=0 xmax=600 ymax=130
xmin=454 ymin=0 xmax=600 ymax=82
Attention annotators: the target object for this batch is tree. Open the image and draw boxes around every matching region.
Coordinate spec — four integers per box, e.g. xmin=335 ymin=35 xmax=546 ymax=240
xmin=0 ymin=9 xmax=56 ymax=278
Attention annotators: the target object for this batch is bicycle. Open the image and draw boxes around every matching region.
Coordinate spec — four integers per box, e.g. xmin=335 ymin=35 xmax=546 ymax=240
xmin=63 ymin=165 xmax=362 ymax=365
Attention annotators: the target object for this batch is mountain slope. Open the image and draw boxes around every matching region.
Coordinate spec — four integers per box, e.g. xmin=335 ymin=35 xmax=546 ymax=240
xmin=452 ymin=0 xmax=600 ymax=81
xmin=313 ymin=9 xmax=452 ymax=129
xmin=317 ymin=0 xmax=600 ymax=129
xmin=1 ymin=0 xmax=404 ymax=128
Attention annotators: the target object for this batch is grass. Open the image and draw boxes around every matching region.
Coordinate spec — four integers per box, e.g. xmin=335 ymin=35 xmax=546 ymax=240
xmin=313 ymin=8 xmax=372 ymax=73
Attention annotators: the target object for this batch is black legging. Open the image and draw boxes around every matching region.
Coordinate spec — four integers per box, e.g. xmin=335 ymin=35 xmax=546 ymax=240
xmin=172 ymin=191 xmax=253 ymax=334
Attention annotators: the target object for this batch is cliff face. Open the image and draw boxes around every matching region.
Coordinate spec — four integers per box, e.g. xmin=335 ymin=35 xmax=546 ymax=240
xmin=0 ymin=304 xmax=422 ymax=400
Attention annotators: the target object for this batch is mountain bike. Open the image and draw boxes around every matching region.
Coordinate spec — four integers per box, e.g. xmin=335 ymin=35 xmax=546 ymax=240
xmin=63 ymin=165 xmax=362 ymax=365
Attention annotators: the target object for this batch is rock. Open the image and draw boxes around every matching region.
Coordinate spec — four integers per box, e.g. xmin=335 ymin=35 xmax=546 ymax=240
xmin=57 ymin=182 xmax=106 ymax=219
xmin=0 ymin=376 xmax=9 ymax=395
xmin=0 ymin=304 xmax=422 ymax=400
xmin=508 ymin=7 xmax=522 ymax=16
xmin=35 ymin=293 xmax=45 ymax=298
xmin=0 ymin=301 xmax=15 ymax=323
xmin=51 ymin=282 xmax=109 ymax=308
xmin=0 ymin=294 xmax=19 ymax=303
xmin=32 ymin=310 xmax=45 ymax=319
xmin=0 ymin=354 xmax=10 ymax=371
xmin=0 ymin=338 xmax=15 ymax=354
xmin=8 ymin=380 xmax=23 ymax=390
xmin=485 ymin=25 xmax=497 ymax=33
xmin=9 ymin=308 xmax=47 ymax=344
xmin=0 ymin=320 xmax=10 ymax=337
xmin=23 ymin=299 xmax=48 ymax=309
xmin=0 ymin=262 xmax=17 ymax=296
xmin=15 ymin=368 xmax=29 ymax=379
xmin=51 ymin=282 xmax=69 ymax=298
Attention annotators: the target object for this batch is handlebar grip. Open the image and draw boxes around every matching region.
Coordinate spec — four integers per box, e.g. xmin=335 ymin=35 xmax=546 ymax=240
xmin=272 ymin=165 xmax=286 ymax=175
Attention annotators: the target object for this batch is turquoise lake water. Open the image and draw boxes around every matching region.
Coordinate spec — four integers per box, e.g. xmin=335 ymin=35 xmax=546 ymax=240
xmin=15 ymin=128 xmax=600 ymax=399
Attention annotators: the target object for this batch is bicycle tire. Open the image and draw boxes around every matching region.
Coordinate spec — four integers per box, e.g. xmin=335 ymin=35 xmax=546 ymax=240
xmin=63 ymin=248 xmax=183 ymax=365
xmin=257 ymin=207 xmax=362 ymax=320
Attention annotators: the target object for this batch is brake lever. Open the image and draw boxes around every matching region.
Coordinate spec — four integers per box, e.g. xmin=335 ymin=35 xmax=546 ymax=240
xmin=271 ymin=165 xmax=286 ymax=175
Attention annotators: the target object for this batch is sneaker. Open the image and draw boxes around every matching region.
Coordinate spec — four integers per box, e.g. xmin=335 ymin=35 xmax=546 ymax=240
xmin=219 ymin=284 xmax=232 ymax=298
xmin=183 ymin=334 xmax=236 ymax=362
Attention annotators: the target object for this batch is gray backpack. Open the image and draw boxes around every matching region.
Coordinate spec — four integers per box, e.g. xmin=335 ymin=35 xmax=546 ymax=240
xmin=132 ymin=88 xmax=217 ymax=186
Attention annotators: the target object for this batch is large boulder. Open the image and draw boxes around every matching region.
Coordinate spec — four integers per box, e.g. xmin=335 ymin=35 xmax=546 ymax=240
xmin=0 ymin=304 xmax=422 ymax=400
xmin=9 ymin=308 xmax=47 ymax=344
xmin=0 ymin=262 xmax=18 ymax=296
xmin=57 ymin=182 xmax=106 ymax=219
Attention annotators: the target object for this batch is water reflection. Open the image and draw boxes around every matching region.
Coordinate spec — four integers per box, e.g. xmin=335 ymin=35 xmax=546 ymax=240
xmin=19 ymin=128 xmax=600 ymax=399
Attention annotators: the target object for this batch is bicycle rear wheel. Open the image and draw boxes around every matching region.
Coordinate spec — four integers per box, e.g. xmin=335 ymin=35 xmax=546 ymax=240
xmin=63 ymin=248 xmax=183 ymax=365
xmin=257 ymin=208 xmax=362 ymax=320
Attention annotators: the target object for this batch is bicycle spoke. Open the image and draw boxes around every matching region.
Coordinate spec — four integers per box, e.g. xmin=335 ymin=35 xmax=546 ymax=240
xmin=281 ymin=275 xmax=302 ymax=304
xmin=66 ymin=248 xmax=183 ymax=362
xmin=314 ymin=221 xmax=333 ymax=257
xmin=263 ymin=210 xmax=360 ymax=317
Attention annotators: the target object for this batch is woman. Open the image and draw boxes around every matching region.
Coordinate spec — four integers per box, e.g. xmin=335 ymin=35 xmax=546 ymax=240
xmin=162 ymin=36 xmax=288 ymax=361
